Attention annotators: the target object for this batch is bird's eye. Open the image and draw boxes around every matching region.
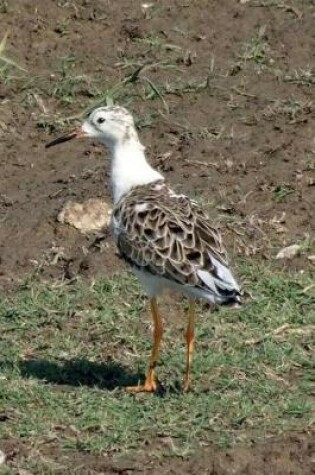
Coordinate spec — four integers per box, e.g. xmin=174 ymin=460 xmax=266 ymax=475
xmin=97 ymin=117 xmax=106 ymax=124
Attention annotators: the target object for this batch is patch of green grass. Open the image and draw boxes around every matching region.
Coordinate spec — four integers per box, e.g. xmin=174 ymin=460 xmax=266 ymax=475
xmin=47 ymin=56 xmax=100 ymax=105
xmin=237 ymin=26 xmax=269 ymax=66
xmin=272 ymin=183 xmax=295 ymax=202
xmin=0 ymin=261 xmax=314 ymax=461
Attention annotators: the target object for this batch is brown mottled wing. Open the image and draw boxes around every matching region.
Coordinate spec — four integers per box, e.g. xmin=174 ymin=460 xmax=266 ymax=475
xmin=112 ymin=182 xmax=237 ymax=296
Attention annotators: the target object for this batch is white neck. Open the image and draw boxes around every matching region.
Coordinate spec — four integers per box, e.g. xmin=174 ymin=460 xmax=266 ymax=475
xmin=109 ymin=138 xmax=163 ymax=203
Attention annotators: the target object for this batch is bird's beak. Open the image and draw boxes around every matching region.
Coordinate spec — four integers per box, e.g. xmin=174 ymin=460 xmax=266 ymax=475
xmin=45 ymin=127 xmax=87 ymax=149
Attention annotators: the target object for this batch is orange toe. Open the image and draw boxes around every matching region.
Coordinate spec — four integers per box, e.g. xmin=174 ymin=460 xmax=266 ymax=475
xmin=126 ymin=378 xmax=157 ymax=393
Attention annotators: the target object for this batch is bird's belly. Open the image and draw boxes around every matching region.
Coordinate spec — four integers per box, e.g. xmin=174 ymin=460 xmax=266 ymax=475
xmin=131 ymin=267 xmax=220 ymax=304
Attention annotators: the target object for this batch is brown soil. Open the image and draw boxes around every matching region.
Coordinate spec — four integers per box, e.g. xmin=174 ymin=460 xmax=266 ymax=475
xmin=0 ymin=0 xmax=314 ymax=473
xmin=1 ymin=430 xmax=315 ymax=475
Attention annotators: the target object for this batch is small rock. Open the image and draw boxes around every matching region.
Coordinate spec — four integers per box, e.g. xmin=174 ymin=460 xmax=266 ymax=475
xmin=0 ymin=449 xmax=5 ymax=464
xmin=274 ymin=224 xmax=287 ymax=234
xmin=307 ymin=255 xmax=315 ymax=263
xmin=57 ymin=198 xmax=112 ymax=233
xmin=275 ymin=244 xmax=301 ymax=260
xmin=141 ymin=2 xmax=154 ymax=9
xmin=271 ymin=211 xmax=286 ymax=224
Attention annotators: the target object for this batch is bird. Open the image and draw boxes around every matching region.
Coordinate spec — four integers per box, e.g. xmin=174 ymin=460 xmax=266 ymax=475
xmin=46 ymin=105 xmax=241 ymax=393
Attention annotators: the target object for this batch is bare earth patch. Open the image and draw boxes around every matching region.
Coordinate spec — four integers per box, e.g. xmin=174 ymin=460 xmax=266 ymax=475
xmin=1 ymin=431 xmax=314 ymax=475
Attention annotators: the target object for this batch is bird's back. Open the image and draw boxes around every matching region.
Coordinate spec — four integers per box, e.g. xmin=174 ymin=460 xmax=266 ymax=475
xmin=111 ymin=181 xmax=241 ymax=305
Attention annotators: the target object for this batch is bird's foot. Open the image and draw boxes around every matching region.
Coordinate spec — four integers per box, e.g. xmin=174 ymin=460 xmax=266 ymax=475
xmin=183 ymin=378 xmax=191 ymax=393
xmin=126 ymin=378 xmax=157 ymax=393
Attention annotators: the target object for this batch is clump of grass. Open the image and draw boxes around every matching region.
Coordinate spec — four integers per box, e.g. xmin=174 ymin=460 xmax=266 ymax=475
xmin=238 ymin=26 xmax=269 ymax=65
xmin=0 ymin=31 xmax=26 ymax=82
xmin=272 ymin=183 xmax=295 ymax=202
xmin=262 ymin=99 xmax=313 ymax=123
xmin=136 ymin=34 xmax=182 ymax=53
xmin=283 ymin=67 xmax=315 ymax=87
xmin=49 ymin=56 xmax=100 ymax=104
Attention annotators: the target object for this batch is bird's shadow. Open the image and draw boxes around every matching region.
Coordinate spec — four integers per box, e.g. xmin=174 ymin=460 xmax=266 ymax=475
xmin=3 ymin=359 xmax=183 ymax=397
xmin=17 ymin=358 xmax=142 ymax=391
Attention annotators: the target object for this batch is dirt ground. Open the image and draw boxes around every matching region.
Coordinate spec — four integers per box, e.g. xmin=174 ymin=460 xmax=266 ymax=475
xmin=1 ymin=430 xmax=314 ymax=475
xmin=0 ymin=0 xmax=314 ymax=473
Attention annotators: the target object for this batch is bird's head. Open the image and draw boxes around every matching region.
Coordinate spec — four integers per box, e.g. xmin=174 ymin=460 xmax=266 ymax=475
xmin=46 ymin=106 xmax=138 ymax=150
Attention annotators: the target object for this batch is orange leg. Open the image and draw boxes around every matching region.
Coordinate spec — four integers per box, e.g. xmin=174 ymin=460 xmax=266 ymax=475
xmin=183 ymin=299 xmax=196 ymax=392
xmin=126 ymin=298 xmax=163 ymax=393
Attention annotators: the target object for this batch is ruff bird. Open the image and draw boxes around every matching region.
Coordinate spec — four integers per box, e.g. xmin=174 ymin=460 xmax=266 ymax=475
xmin=46 ymin=106 xmax=241 ymax=392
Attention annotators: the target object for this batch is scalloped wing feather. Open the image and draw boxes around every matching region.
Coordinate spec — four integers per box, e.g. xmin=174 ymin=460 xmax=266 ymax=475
xmin=112 ymin=182 xmax=240 ymax=301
